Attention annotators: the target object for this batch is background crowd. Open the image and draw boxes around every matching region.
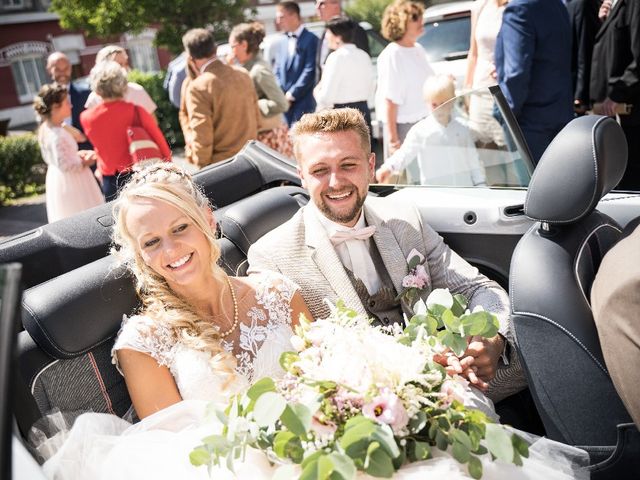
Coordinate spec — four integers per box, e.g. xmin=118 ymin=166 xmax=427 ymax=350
xmin=32 ymin=0 xmax=639 ymax=223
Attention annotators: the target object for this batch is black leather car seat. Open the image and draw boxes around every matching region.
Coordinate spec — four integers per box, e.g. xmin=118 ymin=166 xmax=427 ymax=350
xmin=509 ymin=115 xmax=640 ymax=476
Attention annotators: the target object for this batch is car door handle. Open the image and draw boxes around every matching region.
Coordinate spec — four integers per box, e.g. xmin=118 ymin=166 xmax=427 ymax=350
xmin=503 ymin=204 xmax=525 ymax=217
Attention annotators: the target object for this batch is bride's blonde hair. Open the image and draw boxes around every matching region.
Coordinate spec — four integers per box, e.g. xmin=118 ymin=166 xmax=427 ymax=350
xmin=112 ymin=161 xmax=236 ymax=383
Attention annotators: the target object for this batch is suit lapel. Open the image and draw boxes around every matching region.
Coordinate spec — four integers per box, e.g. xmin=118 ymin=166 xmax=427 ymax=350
xmin=596 ymin=0 xmax=623 ymax=41
xmin=303 ymin=207 xmax=367 ymax=317
xmin=364 ymin=205 xmax=409 ymax=295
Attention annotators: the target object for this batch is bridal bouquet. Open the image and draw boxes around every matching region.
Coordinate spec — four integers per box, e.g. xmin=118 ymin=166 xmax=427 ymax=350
xmin=190 ymin=289 xmax=528 ymax=479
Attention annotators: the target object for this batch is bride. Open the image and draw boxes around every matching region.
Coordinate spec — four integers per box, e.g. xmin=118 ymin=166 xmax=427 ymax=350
xmin=36 ymin=162 xmax=588 ymax=479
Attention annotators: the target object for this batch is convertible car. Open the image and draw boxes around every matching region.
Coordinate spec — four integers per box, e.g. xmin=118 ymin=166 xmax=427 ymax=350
xmin=1 ymin=86 xmax=640 ymax=479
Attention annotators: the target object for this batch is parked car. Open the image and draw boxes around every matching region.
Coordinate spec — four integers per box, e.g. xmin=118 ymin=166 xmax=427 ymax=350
xmin=3 ymin=86 xmax=640 ymax=478
xmin=419 ymin=0 xmax=474 ymax=91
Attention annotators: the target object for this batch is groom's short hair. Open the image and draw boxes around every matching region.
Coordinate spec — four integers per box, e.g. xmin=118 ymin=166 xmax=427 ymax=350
xmin=291 ymin=108 xmax=371 ymax=161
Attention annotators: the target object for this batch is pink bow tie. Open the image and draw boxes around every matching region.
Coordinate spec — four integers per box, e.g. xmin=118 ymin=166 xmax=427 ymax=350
xmin=329 ymin=225 xmax=376 ymax=246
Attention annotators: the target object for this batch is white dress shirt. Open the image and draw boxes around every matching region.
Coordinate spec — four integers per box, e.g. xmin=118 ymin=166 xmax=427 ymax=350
xmin=287 ymin=25 xmax=305 ymax=60
xmin=314 ymin=44 xmax=374 ymax=108
xmin=313 ymin=204 xmax=382 ymax=295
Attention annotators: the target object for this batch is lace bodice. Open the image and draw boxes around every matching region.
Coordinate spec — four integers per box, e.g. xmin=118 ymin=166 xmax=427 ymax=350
xmin=38 ymin=124 xmax=84 ymax=172
xmin=112 ymin=273 xmax=298 ymax=405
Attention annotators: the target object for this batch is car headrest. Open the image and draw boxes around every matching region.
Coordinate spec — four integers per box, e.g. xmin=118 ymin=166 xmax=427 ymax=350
xmin=219 ymin=186 xmax=308 ymax=254
xmin=525 ymin=115 xmax=627 ymax=224
xmin=22 ymin=256 xmax=139 ymax=360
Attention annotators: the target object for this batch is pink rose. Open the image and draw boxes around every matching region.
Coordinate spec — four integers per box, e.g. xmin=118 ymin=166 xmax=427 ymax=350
xmin=362 ymin=390 xmax=409 ymax=434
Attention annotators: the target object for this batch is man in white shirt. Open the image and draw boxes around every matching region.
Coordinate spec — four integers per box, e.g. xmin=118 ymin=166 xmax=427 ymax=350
xmin=248 ymin=108 xmax=525 ymax=403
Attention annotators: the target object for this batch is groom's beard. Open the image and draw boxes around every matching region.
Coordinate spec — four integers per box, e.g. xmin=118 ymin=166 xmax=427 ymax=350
xmin=317 ymin=187 xmax=366 ymax=225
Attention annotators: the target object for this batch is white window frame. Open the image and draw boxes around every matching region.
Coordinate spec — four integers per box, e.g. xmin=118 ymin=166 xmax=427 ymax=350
xmin=10 ymin=55 xmax=48 ymax=103
xmin=124 ymin=29 xmax=160 ymax=73
xmin=2 ymin=0 xmax=25 ymax=10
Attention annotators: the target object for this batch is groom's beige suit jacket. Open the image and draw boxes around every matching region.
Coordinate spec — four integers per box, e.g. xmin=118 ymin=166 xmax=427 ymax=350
xmin=247 ymin=197 xmax=526 ymax=401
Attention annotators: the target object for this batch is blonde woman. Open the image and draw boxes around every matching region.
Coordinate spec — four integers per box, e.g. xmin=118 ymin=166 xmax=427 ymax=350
xmin=33 ymin=83 xmax=104 ymax=223
xmin=376 ymin=0 xmax=434 ymax=174
xmin=39 ymin=162 xmax=312 ymax=478
xmin=85 ymin=45 xmax=157 ymax=116
xmin=228 ymin=22 xmax=293 ymax=157
xmin=464 ymin=0 xmax=508 ymax=147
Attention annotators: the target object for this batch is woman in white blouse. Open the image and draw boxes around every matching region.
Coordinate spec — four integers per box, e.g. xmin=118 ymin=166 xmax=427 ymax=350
xmin=376 ymin=0 xmax=434 ymax=177
xmin=313 ymin=16 xmax=374 ymax=134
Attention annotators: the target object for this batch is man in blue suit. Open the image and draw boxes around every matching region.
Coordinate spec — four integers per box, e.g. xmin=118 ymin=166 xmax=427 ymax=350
xmin=495 ymin=0 xmax=574 ymax=164
xmin=274 ymin=1 xmax=319 ymax=126
xmin=46 ymin=52 xmax=93 ymax=150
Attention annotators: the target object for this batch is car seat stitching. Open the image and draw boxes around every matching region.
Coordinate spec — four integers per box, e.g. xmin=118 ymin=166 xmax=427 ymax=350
xmin=512 ymin=310 xmax=609 ymax=375
xmin=574 ymin=223 xmax=621 ymax=306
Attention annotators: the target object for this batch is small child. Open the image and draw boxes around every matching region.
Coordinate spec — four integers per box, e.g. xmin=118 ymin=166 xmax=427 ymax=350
xmin=376 ymin=75 xmax=486 ymax=186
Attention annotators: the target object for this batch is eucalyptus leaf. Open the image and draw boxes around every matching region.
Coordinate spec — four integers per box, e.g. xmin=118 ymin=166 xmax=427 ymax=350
xmin=281 ymin=403 xmax=312 ymax=436
xmin=364 ymin=442 xmax=395 ymax=478
xmin=274 ymin=431 xmax=303 ymax=462
xmin=412 ymin=441 xmax=431 ymax=461
xmin=247 ymin=377 xmax=276 ymax=401
xmin=460 ymin=313 xmax=488 ymax=337
xmin=442 ymin=309 xmax=460 ymax=331
xmin=413 ymin=298 xmax=428 ymax=315
xmin=451 ymin=429 xmax=472 ymax=450
xmin=328 ymin=452 xmax=357 ymax=479
xmin=452 ymin=441 xmax=471 ymax=464
xmin=408 ymin=410 xmax=427 ymax=434
xmin=512 ymin=433 xmax=530 ymax=458
xmin=426 ymin=315 xmax=439 ymax=335
xmin=302 ymin=450 xmax=324 ymax=468
xmin=453 ymin=294 xmax=468 ymax=313
xmin=189 ymin=446 xmax=211 ymax=466
xmin=280 ymin=351 xmax=301 ymax=372
xmin=450 ymin=334 xmax=469 ymax=357
xmin=435 ymin=429 xmax=449 ymax=451
xmin=371 ymin=424 xmax=401 ymax=458
xmin=485 ymin=424 xmax=514 ymax=463
xmin=253 ymin=392 xmax=287 ymax=427
xmin=468 ymin=455 xmax=483 ymax=479
xmin=317 ymin=455 xmax=335 ymax=479
xmin=408 ymin=254 xmax=422 ymax=270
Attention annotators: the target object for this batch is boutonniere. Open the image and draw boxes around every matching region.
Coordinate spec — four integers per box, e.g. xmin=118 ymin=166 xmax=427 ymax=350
xmin=396 ymin=248 xmax=430 ymax=305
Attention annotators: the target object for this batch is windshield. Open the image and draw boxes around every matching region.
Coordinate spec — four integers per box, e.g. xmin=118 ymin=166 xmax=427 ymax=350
xmin=418 ymin=16 xmax=470 ymax=62
xmin=375 ymin=87 xmax=534 ymax=188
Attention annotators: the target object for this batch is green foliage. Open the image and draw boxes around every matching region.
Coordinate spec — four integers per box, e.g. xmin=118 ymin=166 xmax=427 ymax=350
xmin=0 ymin=133 xmax=45 ymax=205
xmin=50 ymin=0 xmax=250 ymax=54
xmin=400 ymin=292 xmax=501 ymax=356
xmin=344 ymin=0 xmax=393 ymax=34
xmin=127 ymin=70 xmax=184 ymax=148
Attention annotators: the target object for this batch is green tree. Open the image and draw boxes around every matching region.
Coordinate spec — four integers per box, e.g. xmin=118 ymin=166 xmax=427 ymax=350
xmin=50 ymin=0 xmax=251 ymax=54
xmin=344 ymin=0 xmax=393 ymax=34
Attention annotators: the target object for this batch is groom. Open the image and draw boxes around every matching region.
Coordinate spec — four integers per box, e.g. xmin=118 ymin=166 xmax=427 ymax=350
xmin=247 ymin=109 xmax=526 ymax=402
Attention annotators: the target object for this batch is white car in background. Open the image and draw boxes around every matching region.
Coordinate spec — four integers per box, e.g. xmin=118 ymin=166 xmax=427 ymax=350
xmin=418 ymin=1 xmax=474 ymax=92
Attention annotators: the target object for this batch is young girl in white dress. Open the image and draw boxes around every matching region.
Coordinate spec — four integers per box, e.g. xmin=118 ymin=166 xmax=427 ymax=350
xmin=36 ymin=162 xmax=588 ymax=479
xmin=34 ymin=83 xmax=104 ymax=223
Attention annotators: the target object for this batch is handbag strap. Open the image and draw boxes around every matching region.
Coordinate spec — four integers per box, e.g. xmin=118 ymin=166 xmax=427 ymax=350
xmin=132 ymin=104 xmax=141 ymax=127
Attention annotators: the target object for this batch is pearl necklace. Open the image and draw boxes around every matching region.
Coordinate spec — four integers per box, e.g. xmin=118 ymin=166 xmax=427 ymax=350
xmin=218 ymin=276 xmax=239 ymax=338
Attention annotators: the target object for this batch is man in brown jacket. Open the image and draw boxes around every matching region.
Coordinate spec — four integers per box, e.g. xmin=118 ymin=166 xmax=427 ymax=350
xmin=180 ymin=28 xmax=260 ymax=168
xmin=591 ymin=224 xmax=640 ymax=428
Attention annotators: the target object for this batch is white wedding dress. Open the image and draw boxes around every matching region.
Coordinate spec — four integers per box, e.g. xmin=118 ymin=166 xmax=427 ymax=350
xmin=37 ymin=273 xmax=589 ymax=480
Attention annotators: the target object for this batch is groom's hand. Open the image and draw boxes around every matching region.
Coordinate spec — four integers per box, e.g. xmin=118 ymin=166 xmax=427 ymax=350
xmin=462 ymin=334 xmax=504 ymax=385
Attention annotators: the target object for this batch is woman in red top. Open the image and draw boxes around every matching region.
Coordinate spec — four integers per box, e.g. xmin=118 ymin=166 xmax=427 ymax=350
xmin=81 ymin=60 xmax=171 ymax=201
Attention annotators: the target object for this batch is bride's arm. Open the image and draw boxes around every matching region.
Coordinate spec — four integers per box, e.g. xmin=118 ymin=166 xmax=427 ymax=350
xmin=290 ymin=291 xmax=313 ymax=327
xmin=117 ymin=348 xmax=182 ymax=419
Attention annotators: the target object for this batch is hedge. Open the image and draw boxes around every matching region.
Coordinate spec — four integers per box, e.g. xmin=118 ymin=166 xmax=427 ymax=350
xmin=0 ymin=133 xmax=46 ymax=205
xmin=128 ymin=69 xmax=184 ymax=148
